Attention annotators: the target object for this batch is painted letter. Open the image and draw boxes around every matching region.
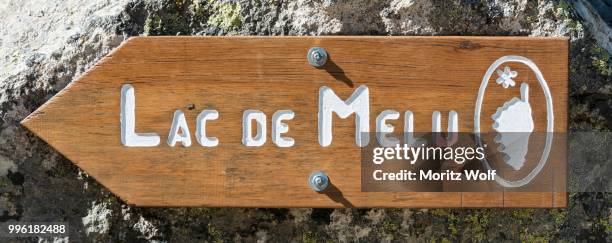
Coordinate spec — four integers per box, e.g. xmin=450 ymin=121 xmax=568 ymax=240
xmin=272 ymin=110 xmax=295 ymax=148
xmin=243 ymin=110 xmax=266 ymax=147
xmin=404 ymin=111 xmax=426 ymax=147
xmin=376 ymin=110 xmax=400 ymax=147
xmin=318 ymin=85 xmax=369 ymax=147
xmin=432 ymin=111 xmax=458 ymax=147
xmin=167 ymin=110 xmax=192 ymax=147
xmin=196 ymin=110 xmax=219 ymax=147
xmin=120 ymin=84 xmax=160 ymax=147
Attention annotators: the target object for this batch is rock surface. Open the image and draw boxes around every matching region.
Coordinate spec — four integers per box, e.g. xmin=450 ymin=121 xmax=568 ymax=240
xmin=0 ymin=0 xmax=610 ymax=242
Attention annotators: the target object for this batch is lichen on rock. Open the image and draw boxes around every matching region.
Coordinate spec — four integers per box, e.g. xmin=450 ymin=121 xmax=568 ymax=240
xmin=82 ymin=201 xmax=112 ymax=236
xmin=207 ymin=0 xmax=244 ymax=32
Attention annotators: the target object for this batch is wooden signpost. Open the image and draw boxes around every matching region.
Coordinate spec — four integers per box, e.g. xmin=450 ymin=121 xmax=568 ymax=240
xmin=22 ymin=37 xmax=568 ymax=207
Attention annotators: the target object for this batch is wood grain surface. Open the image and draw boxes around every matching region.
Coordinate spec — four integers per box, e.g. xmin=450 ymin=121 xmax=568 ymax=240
xmin=21 ymin=37 xmax=568 ymax=207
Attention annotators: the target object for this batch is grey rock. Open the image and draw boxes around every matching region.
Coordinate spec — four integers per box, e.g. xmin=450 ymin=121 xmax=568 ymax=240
xmin=0 ymin=0 xmax=610 ymax=242
xmin=574 ymin=0 xmax=612 ymax=54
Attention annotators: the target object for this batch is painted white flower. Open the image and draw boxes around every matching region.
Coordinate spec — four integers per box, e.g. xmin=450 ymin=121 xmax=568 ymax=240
xmin=495 ymin=66 xmax=517 ymax=88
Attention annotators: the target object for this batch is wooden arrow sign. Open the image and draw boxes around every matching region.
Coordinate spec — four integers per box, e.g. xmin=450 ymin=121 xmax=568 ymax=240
xmin=22 ymin=37 xmax=568 ymax=207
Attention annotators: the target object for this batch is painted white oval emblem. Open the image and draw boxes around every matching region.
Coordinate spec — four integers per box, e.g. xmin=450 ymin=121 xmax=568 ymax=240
xmin=474 ymin=55 xmax=554 ymax=188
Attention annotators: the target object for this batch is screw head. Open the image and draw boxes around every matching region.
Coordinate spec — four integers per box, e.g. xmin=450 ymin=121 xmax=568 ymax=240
xmin=307 ymin=47 xmax=328 ymax=68
xmin=309 ymin=171 xmax=329 ymax=192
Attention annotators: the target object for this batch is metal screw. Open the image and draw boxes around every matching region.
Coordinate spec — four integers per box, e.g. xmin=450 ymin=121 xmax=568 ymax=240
xmin=307 ymin=47 xmax=328 ymax=68
xmin=309 ymin=171 xmax=329 ymax=192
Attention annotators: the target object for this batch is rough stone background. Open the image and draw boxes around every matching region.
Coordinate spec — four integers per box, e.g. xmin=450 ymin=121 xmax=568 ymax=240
xmin=0 ymin=0 xmax=610 ymax=242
